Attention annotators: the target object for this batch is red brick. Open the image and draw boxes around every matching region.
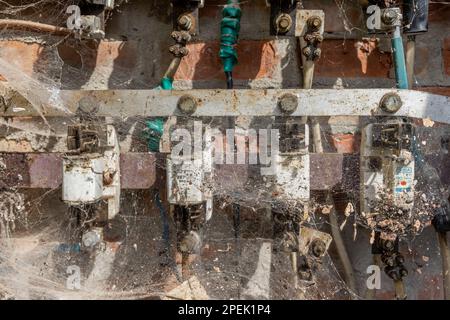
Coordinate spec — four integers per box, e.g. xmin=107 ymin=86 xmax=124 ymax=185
xmin=175 ymin=40 xmax=279 ymax=81
xmin=315 ymin=40 xmax=392 ymax=78
xmin=429 ymin=3 xmax=450 ymax=23
xmin=0 ymin=40 xmax=42 ymax=79
xmin=417 ymin=86 xmax=450 ymax=97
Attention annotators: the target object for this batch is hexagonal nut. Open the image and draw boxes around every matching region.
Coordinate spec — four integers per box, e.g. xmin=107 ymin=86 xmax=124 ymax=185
xmin=177 ymin=95 xmax=198 ymax=114
xmin=307 ymin=16 xmax=322 ymax=30
xmin=177 ymin=14 xmax=193 ymax=31
xmin=380 ymin=93 xmax=403 ymax=113
xmin=278 ymin=94 xmax=298 ymax=114
xmin=274 ymin=13 xmax=292 ymax=33
xmin=302 ymin=46 xmax=312 ymax=58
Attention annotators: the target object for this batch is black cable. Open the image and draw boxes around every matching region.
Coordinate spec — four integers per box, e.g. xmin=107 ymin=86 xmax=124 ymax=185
xmin=226 ymin=71 xmax=233 ymax=89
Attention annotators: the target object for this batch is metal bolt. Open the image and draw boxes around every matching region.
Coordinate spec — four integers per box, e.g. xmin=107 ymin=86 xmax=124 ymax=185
xmin=77 ymin=96 xmax=99 ymax=115
xmin=278 ymin=93 xmax=298 ymax=114
xmin=308 ymin=16 xmax=322 ymax=30
xmin=380 ymin=93 xmax=403 ymax=113
xmin=311 ymin=239 xmax=326 ymax=257
xmin=313 ymin=48 xmax=322 ymax=59
xmin=82 ymin=229 xmax=101 ymax=248
xmin=302 ymin=46 xmax=312 ymax=57
xmin=396 ymin=254 xmax=405 ymax=265
xmin=400 ymin=268 xmax=408 ymax=278
xmin=382 ymin=9 xmax=397 ymax=26
xmin=177 ymin=14 xmax=192 ymax=31
xmin=274 ymin=13 xmax=292 ymax=33
xmin=178 ymin=95 xmax=198 ymax=114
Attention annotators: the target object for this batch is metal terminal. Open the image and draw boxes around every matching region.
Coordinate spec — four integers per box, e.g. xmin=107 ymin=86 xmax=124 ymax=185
xmin=278 ymin=93 xmax=298 ymax=114
xmin=311 ymin=239 xmax=326 ymax=257
xmin=382 ymin=9 xmax=399 ymax=26
xmin=380 ymin=93 xmax=403 ymax=113
xmin=82 ymin=229 xmax=102 ymax=248
xmin=177 ymin=14 xmax=193 ymax=31
xmin=302 ymin=46 xmax=312 ymax=57
xmin=307 ymin=16 xmax=322 ymax=30
xmin=274 ymin=13 xmax=292 ymax=34
xmin=313 ymin=48 xmax=322 ymax=59
xmin=177 ymin=94 xmax=198 ymax=114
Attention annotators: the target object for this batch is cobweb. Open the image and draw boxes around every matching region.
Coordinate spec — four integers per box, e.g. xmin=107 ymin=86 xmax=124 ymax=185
xmin=0 ymin=0 xmax=448 ymax=301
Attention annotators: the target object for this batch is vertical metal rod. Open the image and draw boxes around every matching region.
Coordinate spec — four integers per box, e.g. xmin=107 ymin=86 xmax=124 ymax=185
xmin=392 ymin=26 xmax=409 ymax=89
xmin=328 ymin=193 xmax=357 ymax=295
xmin=394 ymin=280 xmax=407 ymax=300
xmin=406 ymin=35 xmax=416 ymax=89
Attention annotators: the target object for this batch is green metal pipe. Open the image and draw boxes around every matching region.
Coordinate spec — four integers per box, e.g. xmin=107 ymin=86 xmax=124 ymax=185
xmin=392 ymin=26 xmax=409 ymax=89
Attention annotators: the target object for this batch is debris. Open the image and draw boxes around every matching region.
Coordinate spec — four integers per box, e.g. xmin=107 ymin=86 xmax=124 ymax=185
xmin=163 ymin=276 xmax=209 ymax=300
xmin=321 ymin=205 xmax=333 ymax=215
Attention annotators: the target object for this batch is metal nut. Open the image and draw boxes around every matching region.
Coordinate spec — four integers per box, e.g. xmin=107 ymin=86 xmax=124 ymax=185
xmin=177 ymin=95 xmax=198 ymax=114
xmin=278 ymin=93 xmax=298 ymax=114
xmin=382 ymin=9 xmax=398 ymax=26
xmin=313 ymin=48 xmax=322 ymax=59
xmin=380 ymin=93 xmax=403 ymax=113
xmin=274 ymin=13 xmax=292 ymax=33
xmin=311 ymin=239 xmax=326 ymax=257
xmin=302 ymin=46 xmax=312 ymax=58
xmin=308 ymin=16 xmax=322 ymax=30
xmin=177 ymin=14 xmax=193 ymax=31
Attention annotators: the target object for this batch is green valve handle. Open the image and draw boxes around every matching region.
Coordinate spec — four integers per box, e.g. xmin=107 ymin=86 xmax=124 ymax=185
xmin=220 ymin=0 xmax=241 ymax=73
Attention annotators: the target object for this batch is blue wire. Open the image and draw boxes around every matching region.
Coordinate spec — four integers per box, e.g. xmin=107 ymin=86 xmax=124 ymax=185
xmin=154 ymin=191 xmax=170 ymax=246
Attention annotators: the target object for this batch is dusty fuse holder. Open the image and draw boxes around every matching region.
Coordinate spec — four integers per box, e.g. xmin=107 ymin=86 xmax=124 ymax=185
xmin=166 ymin=150 xmax=213 ymax=219
xmin=360 ymin=120 xmax=415 ymax=235
xmin=62 ymin=124 xmax=121 ymax=221
xmin=166 ymin=123 xmax=214 ymax=257
xmin=273 ymin=118 xmax=310 ymax=204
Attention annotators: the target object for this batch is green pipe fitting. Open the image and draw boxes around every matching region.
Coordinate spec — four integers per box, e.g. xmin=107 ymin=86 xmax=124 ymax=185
xmin=220 ymin=0 xmax=241 ymax=73
xmin=144 ymin=118 xmax=164 ymax=152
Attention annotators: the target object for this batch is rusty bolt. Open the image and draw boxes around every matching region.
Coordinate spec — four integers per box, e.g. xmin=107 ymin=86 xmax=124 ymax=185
xmin=302 ymin=46 xmax=312 ymax=58
xmin=171 ymin=31 xmax=191 ymax=43
xmin=381 ymin=239 xmax=395 ymax=251
xmin=311 ymin=239 xmax=326 ymax=257
xmin=396 ymin=254 xmax=405 ymax=265
xmin=274 ymin=13 xmax=292 ymax=33
xmin=382 ymin=9 xmax=397 ymax=26
xmin=103 ymin=170 xmax=114 ymax=185
xmin=380 ymin=93 xmax=402 ymax=113
xmin=400 ymin=268 xmax=408 ymax=278
xmin=177 ymin=14 xmax=193 ymax=31
xmin=308 ymin=16 xmax=322 ymax=30
xmin=313 ymin=48 xmax=322 ymax=59
xmin=178 ymin=95 xmax=198 ymax=114
xmin=278 ymin=93 xmax=298 ymax=114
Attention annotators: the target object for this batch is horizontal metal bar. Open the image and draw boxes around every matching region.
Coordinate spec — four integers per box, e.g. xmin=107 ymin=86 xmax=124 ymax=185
xmin=1 ymin=89 xmax=449 ymax=123
xmin=0 ymin=153 xmax=355 ymax=191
